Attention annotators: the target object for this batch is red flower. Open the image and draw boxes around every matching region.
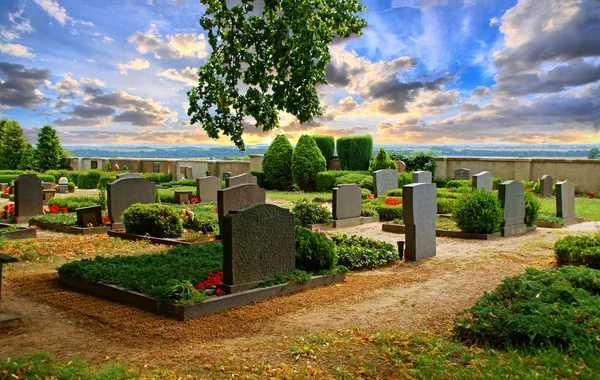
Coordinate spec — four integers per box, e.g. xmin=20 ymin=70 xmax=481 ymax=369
xmin=196 ymin=271 xmax=223 ymax=290
xmin=384 ymin=197 xmax=402 ymax=206
xmin=367 ymin=194 xmax=375 ymax=200
xmin=101 ymin=215 xmax=110 ymax=225
xmin=214 ymin=206 xmax=218 ymax=213
xmin=589 ymin=192 xmax=595 ymax=199
xmin=191 ymin=197 xmax=199 ymax=204
xmin=215 ymin=289 xmax=226 ymax=297
xmin=3 ymin=188 xmax=8 ymax=194
xmin=3 ymin=205 xmax=8 ymax=210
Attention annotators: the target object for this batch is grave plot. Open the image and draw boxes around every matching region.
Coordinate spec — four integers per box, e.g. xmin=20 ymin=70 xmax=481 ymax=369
xmin=28 ymin=196 xmax=111 ymax=235
xmin=535 ymin=181 xmax=585 ymax=228
xmin=0 ymin=222 xmax=36 ymax=240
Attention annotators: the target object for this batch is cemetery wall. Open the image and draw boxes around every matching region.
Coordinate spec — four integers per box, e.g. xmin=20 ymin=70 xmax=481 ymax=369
xmin=435 ymin=157 xmax=600 ymax=193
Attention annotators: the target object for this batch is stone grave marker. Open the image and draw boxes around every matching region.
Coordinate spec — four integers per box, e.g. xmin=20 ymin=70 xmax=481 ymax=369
xmin=116 ymin=173 xmax=142 ymax=180
xmin=112 ymin=164 xmax=120 ymax=171
xmin=226 ymin=172 xmax=257 ymax=188
xmin=412 ymin=171 xmax=432 ymax=184
xmin=373 ymin=169 xmax=398 ymax=197
xmin=222 ymin=172 xmax=232 ymax=181
xmin=180 ymin=166 xmax=193 ymax=179
xmin=197 ymin=176 xmax=221 ymax=203
xmin=41 ymin=182 xmax=53 ymax=190
xmin=328 ymin=157 xmax=342 ymax=171
xmin=76 ymin=205 xmax=103 ymax=227
xmin=107 ymin=177 xmax=156 ymax=224
xmin=454 ymin=168 xmax=471 ymax=180
xmin=219 ymin=204 xmax=295 ymax=293
xmin=57 ymin=177 xmax=69 ymax=193
xmin=0 ymin=253 xmax=20 ymax=323
xmin=174 ymin=190 xmax=193 ymax=204
xmin=498 ymin=180 xmax=526 ymax=237
xmin=333 ymin=184 xmax=362 ymax=220
xmin=217 ymin=184 xmax=266 ymax=227
xmin=556 ymin=181 xmax=575 ymax=220
xmin=14 ymin=174 xmax=43 ymax=223
xmin=403 ymin=183 xmax=437 ymax=261
xmin=42 ymin=189 xmax=56 ymax=205
xmin=472 ymin=171 xmax=493 ymax=192
xmin=540 ymin=175 xmax=553 ymax=198
xmin=396 ymin=161 xmax=407 ymax=173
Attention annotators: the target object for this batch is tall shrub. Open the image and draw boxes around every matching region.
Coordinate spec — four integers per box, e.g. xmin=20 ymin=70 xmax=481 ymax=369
xmin=524 ymin=191 xmax=541 ymax=226
xmin=336 ymin=135 xmax=373 ymax=171
xmin=34 ymin=125 xmax=63 ymax=172
xmin=312 ymin=135 xmax=335 ymax=164
xmin=262 ymin=134 xmax=293 ymax=190
xmin=0 ymin=120 xmax=28 ymax=170
xmin=453 ymin=190 xmax=504 ymax=234
xmin=292 ymin=135 xmax=326 ymax=191
xmin=369 ymin=147 xmax=397 ymax=173
xmin=17 ymin=143 xmax=37 ymax=171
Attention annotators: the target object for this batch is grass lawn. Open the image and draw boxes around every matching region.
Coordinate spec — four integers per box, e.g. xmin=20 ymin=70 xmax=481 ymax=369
xmin=539 ymin=196 xmax=600 ymax=220
xmin=266 ymin=191 xmax=332 ymax=202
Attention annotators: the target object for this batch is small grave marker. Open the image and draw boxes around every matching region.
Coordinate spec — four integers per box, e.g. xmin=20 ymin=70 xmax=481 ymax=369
xmin=14 ymin=174 xmax=43 ymax=223
xmin=333 ymin=184 xmax=361 ymax=220
xmin=403 ymin=183 xmax=437 ymax=261
xmin=107 ymin=177 xmax=156 ymax=224
xmin=217 ymin=184 xmax=266 ymax=227
xmin=498 ymin=180 xmax=526 ymax=237
xmin=174 ymin=190 xmax=193 ymax=204
xmin=196 ymin=176 xmax=221 ymax=203
xmin=412 ymin=171 xmax=432 ymax=184
xmin=76 ymin=205 xmax=103 ymax=227
xmin=225 ymin=173 xmax=257 ymax=187
xmin=540 ymin=175 xmax=553 ymax=198
xmin=472 ymin=171 xmax=492 ymax=192
xmin=454 ymin=168 xmax=471 ymax=180
xmin=373 ymin=169 xmax=398 ymax=197
xmin=556 ymin=181 xmax=575 ymax=220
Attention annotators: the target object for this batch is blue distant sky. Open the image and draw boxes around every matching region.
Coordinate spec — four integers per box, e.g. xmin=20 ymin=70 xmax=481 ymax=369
xmin=0 ymin=0 xmax=599 ymax=146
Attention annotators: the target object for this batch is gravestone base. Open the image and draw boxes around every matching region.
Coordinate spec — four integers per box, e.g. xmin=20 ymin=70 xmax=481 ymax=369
xmin=563 ymin=216 xmax=585 ymax=227
xmin=56 ymin=185 xmax=69 ymax=193
xmin=0 ymin=311 xmax=21 ymax=324
xmin=218 ymin=280 xmax=264 ymax=295
xmin=333 ymin=216 xmax=379 ymax=228
xmin=15 ymin=216 xmax=31 ymax=223
xmin=404 ymin=224 xmax=436 ymax=261
xmin=500 ymin=224 xmax=527 ymax=237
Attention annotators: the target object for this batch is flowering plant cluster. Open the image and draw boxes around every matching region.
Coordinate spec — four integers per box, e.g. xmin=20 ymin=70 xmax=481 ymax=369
xmin=312 ymin=226 xmax=333 ymax=241
xmin=3 ymin=188 xmax=9 ymax=194
xmin=191 ymin=197 xmax=199 ymax=204
xmin=384 ymin=197 xmax=403 ymax=206
xmin=179 ymin=207 xmax=195 ymax=224
xmin=196 ymin=271 xmax=225 ymax=296
xmin=367 ymin=193 xmax=375 ymax=200
xmin=101 ymin=215 xmax=111 ymax=225
xmin=1 ymin=203 xmax=14 ymax=219
xmin=44 ymin=205 xmax=69 ymax=214
xmin=319 ymin=203 xmax=332 ymax=212
xmin=589 ymin=192 xmax=596 ymax=199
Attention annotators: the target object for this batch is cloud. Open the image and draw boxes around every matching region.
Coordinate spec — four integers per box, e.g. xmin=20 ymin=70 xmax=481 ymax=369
xmin=34 ymin=0 xmax=71 ymax=26
xmin=53 ymin=117 xmax=106 ymax=127
xmin=0 ymin=62 xmax=50 ymax=109
xmin=102 ymin=36 xmax=114 ymax=44
xmin=0 ymin=42 xmax=35 ymax=58
xmin=66 ymin=104 xmax=115 ymax=119
xmin=128 ymin=25 xmax=209 ymax=60
xmin=472 ymin=86 xmax=490 ymax=97
xmin=424 ymin=90 xmax=458 ymax=107
xmin=0 ymin=9 xmax=34 ymax=41
xmin=157 ymin=67 xmax=197 ymax=85
xmin=53 ymin=73 xmax=78 ymax=93
xmin=89 ymin=90 xmax=177 ymax=127
xmin=117 ymin=59 xmax=150 ymax=74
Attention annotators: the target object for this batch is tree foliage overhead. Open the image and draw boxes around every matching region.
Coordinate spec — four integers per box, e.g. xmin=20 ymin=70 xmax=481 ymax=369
xmin=187 ymin=0 xmax=367 ymax=150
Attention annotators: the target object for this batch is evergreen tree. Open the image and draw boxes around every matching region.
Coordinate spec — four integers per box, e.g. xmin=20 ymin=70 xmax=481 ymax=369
xmin=34 ymin=125 xmax=63 ymax=172
xmin=0 ymin=120 xmax=28 ymax=170
xmin=17 ymin=143 xmax=37 ymax=171
xmin=262 ymin=134 xmax=294 ymax=190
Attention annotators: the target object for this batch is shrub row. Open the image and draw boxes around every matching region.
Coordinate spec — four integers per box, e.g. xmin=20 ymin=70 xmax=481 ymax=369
xmin=47 ymin=196 xmax=100 ymax=212
xmin=0 ymin=173 xmax=55 ymax=184
xmin=312 ymin=135 xmax=335 ymax=164
xmin=315 ymin=170 xmax=370 ymax=192
xmin=337 ymin=135 xmax=373 ymax=171
xmin=554 ymin=234 xmax=600 ymax=267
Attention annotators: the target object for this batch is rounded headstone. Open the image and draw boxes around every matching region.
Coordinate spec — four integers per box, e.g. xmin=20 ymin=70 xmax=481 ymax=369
xmin=58 ymin=177 xmax=69 ymax=185
xmin=112 ymin=164 xmax=120 ymax=171
xmin=396 ymin=161 xmax=407 ymax=173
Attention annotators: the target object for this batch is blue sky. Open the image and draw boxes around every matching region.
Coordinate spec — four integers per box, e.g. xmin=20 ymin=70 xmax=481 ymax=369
xmin=0 ymin=0 xmax=599 ymax=146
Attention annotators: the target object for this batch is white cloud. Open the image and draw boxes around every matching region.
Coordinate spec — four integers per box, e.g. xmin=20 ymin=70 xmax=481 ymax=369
xmin=157 ymin=67 xmax=197 ymax=85
xmin=0 ymin=42 xmax=35 ymax=58
xmin=128 ymin=26 xmax=210 ymax=60
xmin=102 ymin=36 xmax=114 ymax=44
xmin=34 ymin=0 xmax=71 ymax=26
xmin=117 ymin=59 xmax=150 ymax=74
xmin=0 ymin=9 xmax=34 ymax=41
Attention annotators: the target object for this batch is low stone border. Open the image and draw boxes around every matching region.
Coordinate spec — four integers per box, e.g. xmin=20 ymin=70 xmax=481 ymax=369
xmin=29 ymin=220 xmax=110 ymax=235
xmin=59 ymin=272 xmax=346 ymax=320
xmin=307 ymin=216 xmax=379 ymax=230
xmin=0 ymin=223 xmax=36 ymax=240
xmin=107 ymin=230 xmax=216 ymax=246
xmin=535 ymin=217 xmax=584 ymax=229
xmin=382 ymin=223 xmax=502 ymax=240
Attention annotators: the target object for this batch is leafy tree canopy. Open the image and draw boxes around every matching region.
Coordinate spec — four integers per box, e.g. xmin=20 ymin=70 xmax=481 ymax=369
xmin=35 ymin=125 xmax=63 ymax=172
xmin=187 ymin=0 xmax=367 ymax=150
xmin=588 ymin=147 xmax=600 ymax=159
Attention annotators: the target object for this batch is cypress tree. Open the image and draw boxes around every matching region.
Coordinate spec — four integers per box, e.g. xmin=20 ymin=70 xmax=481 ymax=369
xmin=34 ymin=125 xmax=63 ymax=172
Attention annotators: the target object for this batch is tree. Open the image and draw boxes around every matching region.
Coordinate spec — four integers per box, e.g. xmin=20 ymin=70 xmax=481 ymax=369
xmin=588 ymin=148 xmax=600 ymax=159
xmin=34 ymin=125 xmax=63 ymax=172
xmin=262 ymin=134 xmax=294 ymax=190
xmin=292 ymin=135 xmax=326 ymax=191
xmin=187 ymin=0 xmax=367 ymax=150
xmin=0 ymin=120 xmax=28 ymax=170
xmin=17 ymin=143 xmax=37 ymax=171
xmin=369 ymin=147 xmax=397 ymax=173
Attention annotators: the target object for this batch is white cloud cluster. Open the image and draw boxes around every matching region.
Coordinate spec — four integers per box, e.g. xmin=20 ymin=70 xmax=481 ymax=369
xmin=128 ymin=25 xmax=209 ymax=60
xmin=117 ymin=59 xmax=150 ymax=74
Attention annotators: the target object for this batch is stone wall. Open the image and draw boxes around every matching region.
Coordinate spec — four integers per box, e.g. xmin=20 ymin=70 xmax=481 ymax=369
xmin=435 ymin=157 xmax=600 ymax=193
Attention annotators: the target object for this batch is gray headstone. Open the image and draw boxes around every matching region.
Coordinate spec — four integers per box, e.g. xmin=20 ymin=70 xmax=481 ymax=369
xmin=472 ymin=171 xmax=493 ymax=192
xmin=41 ymin=181 xmax=53 ymax=190
xmin=14 ymin=174 xmax=43 ymax=222
xmin=217 ymin=183 xmax=266 ymax=227
xmin=403 ymin=183 xmax=437 ymax=261
xmin=333 ymin=184 xmax=362 ymax=220
xmin=373 ymin=169 xmax=398 ymax=197
xmin=76 ymin=205 xmax=103 ymax=227
xmin=220 ymin=204 xmax=295 ymax=293
xmin=498 ymin=180 xmax=526 ymax=236
xmin=556 ymin=181 xmax=575 ymax=219
xmin=412 ymin=171 xmax=432 ymax=184
xmin=222 ymin=172 xmax=232 ymax=180
xmin=454 ymin=168 xmax=471 ymax=180
xmin=225 ymin=173 xmax=257 ymax=188
xmin=197 ymin=176 xmax=221 ymax=203
xmin=540 ymin=175 xmax=553 ymax=198
xmin=174 ymin=190 xmax=193 ymax=204
xmin=116 ymin=173 xmax=142 ymax=180
xmin=58 ymin=177 xmax=69 ymax=185
xmin=56 ymin=185 xmax=69 ymax=193
xmin=328 ymin=157 xmax=341 ymax=171
xmin=107 ymin=177 xmax=156 ymax=224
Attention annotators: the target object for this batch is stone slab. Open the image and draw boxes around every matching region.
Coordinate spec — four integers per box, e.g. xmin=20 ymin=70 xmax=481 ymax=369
xmin=217 ymin=184 xmax=266 ymax=227
xmin=403 ymin=183 xmax=437 ymax=261
xmin=197 ymin=176 xmax=221 ymax=203
xmin=540 ymin=175 xmax=553 ymax=198
xmin=14 ymin=174 xmax=43 ymax=222
xmin=499 ymin=180 xmax=525 ymax=227
xmin=225 ymin=173 xmax=257 ymax=188
xmin=472 ymin=171 xmax=492 ymax=192
xmin=76 ymin=205 xmax=103 ymax=227
xmin=116 ymin=173 xmax=142 ymax=180
xmin=373 ymin=169 xmax=398 ymax=197
xmin=556 ymin=181 xmax=575 ymax=219
xmin=107 ymin=177 xmax=156 ymax=224
xmin=382 ymin=223 xmax=502 ymax=240
xmin=412 ymin=171 xmax=432 ymax=184
xmin=333 ymin=184 xmax=362 ymax=220
xmin=174 ymin=190 xmax=193 ymax=204
xmin=454 ymin=168 xmax=471 ymax=180
xmin=0 ymin=223 xmax=36 ymax=240
xmin=396 ymin=161 xmax=407 ymax=173
xmin=0 ymin=312 xmax=21 ymax=324
xmin=500 ymin=223 xmax=527 ymax=237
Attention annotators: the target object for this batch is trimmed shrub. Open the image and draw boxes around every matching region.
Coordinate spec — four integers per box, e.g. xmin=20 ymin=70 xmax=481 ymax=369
xmin=454 ymin=266 xmax=600 ymax=352
xmin=369 ymin=147 xmax=396 ymax=173
xmin=77 ymin=170 xmax=104 ymax=189
xmin=48 ymin=196 xmax=99 ymax=212
xmin=0 ymin=173 xmax=55 ymax=183
xmin=453 ymin=190 xmax=504 ymax=234
xmin=292 ymin=135 xmax=327 ymax=191
xmin=250 ymin=170 xmax=267 ymax=189
xmin=292 ymin=199 xmax=332 ymax=225
xmin=141 ymin=173 xmax=172 ymax=184
xmin=336 ymin=173 xmax=370 ymax=186
xmin=262 ymin=134 xmax=293 ymax=190
xmin=582 ymin=247 xmax=600 ymax=269
xmin=446 ymin=179 xmax=472 ymax=189
xmin=122 ymin=203 xmax=183 ymax=238
xmin=437 ymin=198 xmax=457 ymax=214
xmin=336 ymin=135 xmax=373 ymax=171
xmin=331 ymin=233 xmax=398 ymax=269
xmin=524 ymin=191 xmax=541 ymax=226
xmin=295 ymin=225 xmax=337 ymax=271
xmin=358 ymin=176 xmax=373 ymax=191
xmin=387 ymin=188 xmax=403 ymax=197
xmin=315 ymin=170 xmax=370 ymax=192
xmin=312 ymin=135 xmax=335 ymax=164
xmin=389 ymin=151 xmax=437 ymax=177
xmin=554 ymin=234 xmax=600 ymax=266
xmin=398 ymin=172 xmax=412 ymax=187
xmin=493 ymin=177 xmax=502 ymax=190
xmin=159 ymin=179 xmax=197 ymax=187
xmin=98 ymin=173 xmax=117 ymax=189
xmin=375 ymin=205 xmax=403 ymax=221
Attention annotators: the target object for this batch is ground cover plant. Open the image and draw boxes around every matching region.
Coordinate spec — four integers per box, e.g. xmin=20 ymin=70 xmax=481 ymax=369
xmin=554 ymin=233 xmax=600 ymax=267
xmin=330 ymin=233 xmax=398 ymax=269
xmin=454 ymin=266 xmax=600 ymax=354
xmin=58 ymin=243 xmax=224 ymax=303
xmin=47 ymin=196 xmax=100 ymax=212
xmin=266 ymin=191 xmax=331 ymax=202
xmin=362 ymin=196 xmax=403 ymax=221
xmin=30 ymin=212 xmax=76 ymax=226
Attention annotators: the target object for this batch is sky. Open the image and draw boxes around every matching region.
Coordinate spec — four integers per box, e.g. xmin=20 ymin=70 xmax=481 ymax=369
xmin=0 ymin=0 xmax=599 ymax=147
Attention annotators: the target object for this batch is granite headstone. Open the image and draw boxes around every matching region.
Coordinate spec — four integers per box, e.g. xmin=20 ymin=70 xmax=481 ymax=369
xmin=174 ymin=190 xmax=193 ymax=204
xmin=116 ymin=173 xmax=142 ymax=180
xmin=556 ymin=181 xmax=575 ymax=220
xmin=396 ymin=161 xmax=407 ymax=173
xmin=225 ymin=173 xmax=257 ymax=188
xmin=403 ymin=183 xmax=437 ymax=261
xmin=412 ymin=171 xmax=432 ymax=184
xmin=14 ymin=174 xmax=43 ymax=223
xmin=540 ymin=175 xmax=553 ymax=198
xmin=498 ymin=180 xmax=526 ymax=237
xmin=107 ymin=177 xmax=156 ymax=224
xmin=196 ymin=176 xmax=221 ymax=203
xmin=472 ymin=171 xmax=493 ymax=192
xmin=373 ymin=169 xmax=398 ymax=197
xmin=222 ymin=172 xmax=232 ymax=181
xmin=217 ymin=183 xmax=266 ymax=227
xmin=76 ymin=205 xmax=103 ymax=227
xmin=454 ymin=168 xmax=471 ymax=180
xmin=333 ymin=184 xmax=362 ymax=220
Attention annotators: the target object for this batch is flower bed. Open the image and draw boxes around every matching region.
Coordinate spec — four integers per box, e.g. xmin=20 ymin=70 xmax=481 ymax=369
xmin=29 ymin=208 xmax=111 ymax=235
xmin=0 ymin=223 xmax=36 ymax=240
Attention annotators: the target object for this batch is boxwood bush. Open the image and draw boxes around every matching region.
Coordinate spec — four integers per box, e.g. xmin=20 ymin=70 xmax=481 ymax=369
xmin=446 ymin=179 xmax=472 ymax=189
xmin=375 ymin=205 xmax=403 ymax=221
xmin=295 ymin=225 xmax=337 ymax=271
xmin=454 ymin=266 xmax=600 ymax=353
xmin=292 ymin=199 xmax=332 ymax=225
xmin=335 ymin=173 xmax=373 ymax=191
xmin=453 ymin=190 xmax=503 ymax=234
xmin=122 ymin=203 xmax=183 ymax=238
xmin=554 ymin=234 xmax=600 ymax=266
xmin=141 ymin=173 xmax=172 ymax=184
xmin=315 ymin=171 xmax=371 ymax=192
xmin=524 ymin=191 xmax=541 ymax=226
xmin=331 ymin=233 xmax=399 ymax=269
xmin=336 ymin=135 xmax=373 ymax=171
xmin=369 ymin=147 xmax=397 ymax=173
xmin=437 ymin=198 xmax=457 ymax=214
xmin=387 ymin=188 xmax=402 ymax=197
xmin=312 ymin=135 xmax=335 ymax=164
xmin=292 ymin=135 xmax=327 ymax=191
xmin=262 ymin=134 xmax=293 ymax=190
xmin=47 ymin=196 xmax=100 ymax=212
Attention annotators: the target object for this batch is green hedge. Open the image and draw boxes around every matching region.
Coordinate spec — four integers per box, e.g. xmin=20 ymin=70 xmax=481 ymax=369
xmin=315 ymin=171 xmax=371 ymax=192
xmin=0 ymin=170 xmax=24 ymax=175
xmin=141 ymin=173 xmax=172 ymax=184
xmin=554 ymin=234 xmax=600 ymax=266
xmin=453 ymin=190 xmax=503 ymax=234
xmin=0 ymin=173 xmax=55 ymax=184
xmin=122 ymin=203 xmax=183 ymax=238
xmin=437 ymin=198 xmax=457 ymax=214
xmin=375 ymin=205 xmax=403 ymax=221
xmin=336 ymin=135 xmax=373 ymax=171
xmin=157 ymin=187 xmax=197 ymax=203
xmin=44 ymin=170 xmax=82 ymax=185
xmin=47 ymin=196 xmax=100 ymax=212
xmin=158 ymin=179 xmax=197 ymax=187
xmin=446 ymin=179 xmax=472 ymax=189
xmin=389 ymin=151 xmax=437 ymax=178
xmin=336 ymin=173 xmax=373 ymax=191
xmin=250 ymin=170 xmax=267 ymax=189
xmin=312 ymin=135 xmax=335 ymax=164
xmin=292 ymin=135 xmax=327 ymax=192
xmin=387 ymin=188 xmax=403 ymax=197
xmin=369 ymin=148 xmax=397 ymax=173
